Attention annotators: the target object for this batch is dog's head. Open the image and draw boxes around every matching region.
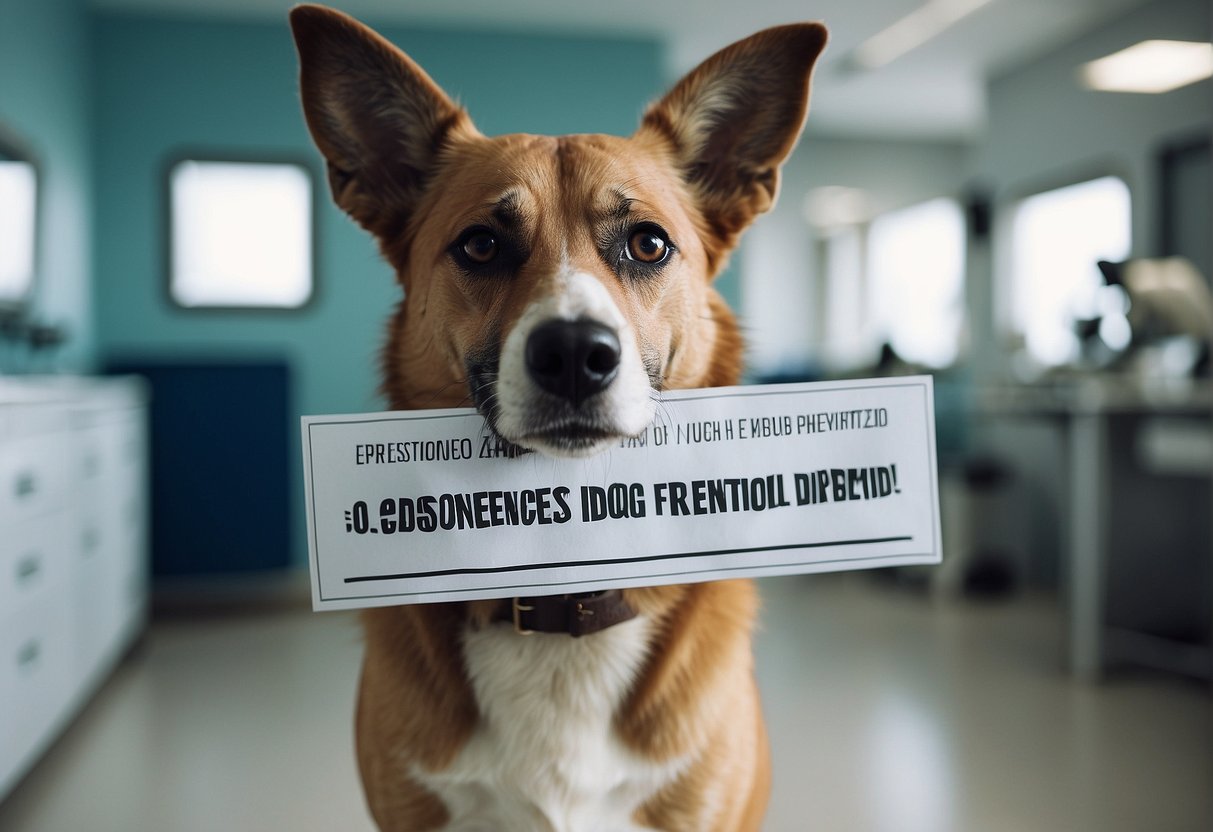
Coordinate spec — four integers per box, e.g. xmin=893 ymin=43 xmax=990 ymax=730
xmin=290 ymin=6 xmax=826 ymax=458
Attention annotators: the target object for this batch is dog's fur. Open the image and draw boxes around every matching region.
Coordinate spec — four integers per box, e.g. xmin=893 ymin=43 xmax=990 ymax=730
xmin=290 ymin=7 xmax=826 ymax=830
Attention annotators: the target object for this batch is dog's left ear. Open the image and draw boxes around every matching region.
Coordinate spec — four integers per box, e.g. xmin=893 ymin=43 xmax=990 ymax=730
xmin=638 ymin=23 xmax=827 ymax=264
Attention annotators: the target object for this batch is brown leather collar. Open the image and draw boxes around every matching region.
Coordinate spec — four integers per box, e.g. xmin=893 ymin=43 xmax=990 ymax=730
xmin=496 ymin=590 xmax=638 ymax=637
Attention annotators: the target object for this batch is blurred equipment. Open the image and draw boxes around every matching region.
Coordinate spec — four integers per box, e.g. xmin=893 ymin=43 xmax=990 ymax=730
xmin=1097 ymin=256 xmax=1213 ymax=376
xmin=1098 ymin=256 xmax=1213 ymax=337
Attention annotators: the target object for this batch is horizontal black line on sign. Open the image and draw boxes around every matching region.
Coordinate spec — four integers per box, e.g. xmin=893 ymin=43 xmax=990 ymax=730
xmin=330 ymin=551 xmax=935 ymax=601
xmin=342 ymin=536 xmax=914 ymax=584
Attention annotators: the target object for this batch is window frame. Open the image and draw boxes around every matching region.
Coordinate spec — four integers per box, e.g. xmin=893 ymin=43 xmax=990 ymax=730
xmin=0 ymin=124 xmax=41 ymax=313
xmin=163 ymin=152 xmax=321 ymax=313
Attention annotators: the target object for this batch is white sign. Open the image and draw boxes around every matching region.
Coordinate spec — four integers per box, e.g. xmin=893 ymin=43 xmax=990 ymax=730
xmin=302 ymin=376 xmax=941 ymax=610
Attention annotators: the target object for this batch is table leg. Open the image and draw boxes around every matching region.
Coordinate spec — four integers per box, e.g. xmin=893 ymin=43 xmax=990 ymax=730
xmin=1070 ymin=408 xmax=1107 ymax=680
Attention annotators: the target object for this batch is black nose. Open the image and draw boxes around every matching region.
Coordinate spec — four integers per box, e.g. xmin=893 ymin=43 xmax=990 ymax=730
xmin=525 ymin=319 xmax=621 ymax=406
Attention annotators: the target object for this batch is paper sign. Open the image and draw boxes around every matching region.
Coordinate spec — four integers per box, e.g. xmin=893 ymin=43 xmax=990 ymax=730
xmin=302 ymin=376 xmax=940 ymax=610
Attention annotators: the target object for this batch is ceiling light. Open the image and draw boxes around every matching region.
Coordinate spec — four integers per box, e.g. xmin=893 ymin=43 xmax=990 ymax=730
xmin=852 ymin=0 xmax=994 ymax=70
xmin=1080 ymin=40 xmax=1213 ymax=93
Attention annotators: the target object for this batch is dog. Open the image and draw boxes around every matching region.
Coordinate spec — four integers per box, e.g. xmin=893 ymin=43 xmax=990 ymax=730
xmin=290 ymin=6 xmax=826 ymax=830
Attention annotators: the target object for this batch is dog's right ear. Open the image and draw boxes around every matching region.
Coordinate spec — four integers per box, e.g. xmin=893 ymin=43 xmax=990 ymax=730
xmin=289 ymin=5 xmax=477 ymax=237
xmin=638 ymin=23 xmax=827 ymax=273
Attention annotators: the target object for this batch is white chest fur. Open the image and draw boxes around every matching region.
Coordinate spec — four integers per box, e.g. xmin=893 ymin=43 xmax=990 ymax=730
xmin=413 ymin=615 xmax=681 ymax=832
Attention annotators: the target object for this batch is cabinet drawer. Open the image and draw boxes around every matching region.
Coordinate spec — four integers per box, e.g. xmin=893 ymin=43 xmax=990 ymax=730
xmin=0 ymin=434 xmax=69 ymax=523
xmin=110 ymin=414 xmax=146 ymax=475
xmin=0 ymin=516 xmax=71 ymax=616
xmin=76 ymin=415 xmax=145 ymax=489
xmin=76 ymin=427 xmax=106 ymax=487
xmin=0 ymin=590 xmax=73 ymax=785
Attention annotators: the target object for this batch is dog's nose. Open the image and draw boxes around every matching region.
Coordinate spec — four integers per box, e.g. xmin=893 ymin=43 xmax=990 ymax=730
xmin=525 ymin=319 xmax=621 ymax=406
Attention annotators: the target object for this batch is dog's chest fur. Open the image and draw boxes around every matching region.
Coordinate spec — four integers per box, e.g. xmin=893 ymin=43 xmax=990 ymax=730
xmin=412 ymin=615 xmax=681 ymax=832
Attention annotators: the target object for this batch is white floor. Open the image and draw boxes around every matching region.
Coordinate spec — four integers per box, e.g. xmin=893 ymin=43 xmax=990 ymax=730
xmin=0 ymin=576 xmax=1208 ymax=831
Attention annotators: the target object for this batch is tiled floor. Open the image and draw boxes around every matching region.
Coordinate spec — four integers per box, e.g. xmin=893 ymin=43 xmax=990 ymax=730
xmin=0 ymin=575 xmax=1209 ymax=831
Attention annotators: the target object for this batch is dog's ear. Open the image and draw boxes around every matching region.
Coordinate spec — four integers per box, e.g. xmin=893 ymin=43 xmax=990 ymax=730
xmin=289 ymin=5 xmax=477 ymax=238
xmin=638 ymin=24 xmax=827 ymax=266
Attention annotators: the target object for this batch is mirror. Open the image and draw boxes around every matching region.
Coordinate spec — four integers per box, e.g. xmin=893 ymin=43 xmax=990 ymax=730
xmin=0 ymin=126 xmax=38 ymax=309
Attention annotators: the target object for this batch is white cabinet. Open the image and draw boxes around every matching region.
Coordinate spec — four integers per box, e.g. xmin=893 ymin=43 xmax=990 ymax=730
xmin=0 ymin=377 xmax=149 ymax=800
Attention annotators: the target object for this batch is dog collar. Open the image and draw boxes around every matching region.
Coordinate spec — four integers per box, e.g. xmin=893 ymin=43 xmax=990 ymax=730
xmin=501 ymin=590 xmax=638 ymax=637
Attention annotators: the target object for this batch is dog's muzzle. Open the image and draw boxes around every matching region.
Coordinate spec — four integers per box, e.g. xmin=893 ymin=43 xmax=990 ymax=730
xmin=481 ymin=272 xmax=657 ymax=458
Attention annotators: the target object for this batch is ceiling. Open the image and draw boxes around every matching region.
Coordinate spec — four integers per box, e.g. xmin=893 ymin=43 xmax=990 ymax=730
xmin=88 ymin=0 xmax=1154 ymax=138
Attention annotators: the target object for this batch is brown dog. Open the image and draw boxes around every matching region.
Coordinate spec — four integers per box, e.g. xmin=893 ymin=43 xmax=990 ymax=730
xmin=290 ymin=6 xmax=826 ymax=830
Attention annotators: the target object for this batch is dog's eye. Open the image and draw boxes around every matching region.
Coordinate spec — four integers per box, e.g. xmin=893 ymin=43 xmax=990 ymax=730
xmin=626 ymin=227 xmax=670 ymax=264
xmin=462 ymin=230 xmax=498 ymax=264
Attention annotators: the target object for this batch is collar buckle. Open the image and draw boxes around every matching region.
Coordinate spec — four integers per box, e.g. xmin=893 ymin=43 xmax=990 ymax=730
xmin=512 ymin=598 xmax=536 ymax=635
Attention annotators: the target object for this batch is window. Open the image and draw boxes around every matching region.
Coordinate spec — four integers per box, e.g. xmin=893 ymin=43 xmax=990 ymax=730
xmin=867 ymin=198 xmax=965 ymax=368
xmin=0 ymin=158 xmax=37 ymax=305
xmin=811 ymin=195 xmax=966 ymax=372
xmin=1009 ymin=176 xmax=1131 ymax=366
xmin=169 ymin=159 xmax=314 ymax=308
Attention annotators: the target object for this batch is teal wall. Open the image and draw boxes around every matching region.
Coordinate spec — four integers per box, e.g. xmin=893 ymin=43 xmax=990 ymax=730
xmin=91 ymin=11 xmax=665 ymax=564
xmin=0 ymin=0 xmax=93 ymax=370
